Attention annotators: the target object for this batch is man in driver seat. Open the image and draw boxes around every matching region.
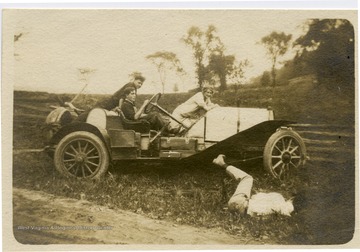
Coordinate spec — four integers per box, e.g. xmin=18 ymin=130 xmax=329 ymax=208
xmin=121 ymin=87 xmax=165 ymax=131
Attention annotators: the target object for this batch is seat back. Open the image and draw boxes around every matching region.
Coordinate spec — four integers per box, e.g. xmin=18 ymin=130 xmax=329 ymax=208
xmin=86 ymin=108 xmax=108 ymax=129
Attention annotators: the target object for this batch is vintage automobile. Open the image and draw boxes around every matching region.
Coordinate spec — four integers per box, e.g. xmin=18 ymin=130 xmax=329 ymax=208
xmin=45 ymin=93 xmax=307 ymax=181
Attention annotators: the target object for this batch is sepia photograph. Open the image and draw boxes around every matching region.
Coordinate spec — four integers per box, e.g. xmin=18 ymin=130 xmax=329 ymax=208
xmin=2 ymin=4 xmax=358 ymax=250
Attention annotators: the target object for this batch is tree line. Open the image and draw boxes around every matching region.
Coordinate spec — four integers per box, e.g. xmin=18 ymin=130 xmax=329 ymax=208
xmin=145 ymin=19 xmax=354 ymax=94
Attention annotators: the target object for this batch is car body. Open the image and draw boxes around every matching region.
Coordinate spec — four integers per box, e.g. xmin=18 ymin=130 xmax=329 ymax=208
xmin=45 ymin=93 xmax=307 ymax=180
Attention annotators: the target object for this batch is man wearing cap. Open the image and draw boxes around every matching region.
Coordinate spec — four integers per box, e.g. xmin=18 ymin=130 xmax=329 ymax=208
xmin=96 ymin=74 xmax=145 ymax=111
xmin=76 ymin=74 xmax=145 ymax=122
xmin=212 ymin=154 xmax=294 ymax=216
xmin=120 ymin=86 xmax=165 ymax=131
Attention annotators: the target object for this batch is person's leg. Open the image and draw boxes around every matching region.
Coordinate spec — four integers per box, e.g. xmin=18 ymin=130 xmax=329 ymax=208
xmin=227 ymin=167 xmax=253 ymax=198
xmin=144 ymin=112 xmax=165 ymax=130
xmin=213 ymin=155 xmax=253 ymax=214
xmin=226 ymin=166 xmax=253 ymax=214
xmin=169 ymin=112 xmax=188 ymax=131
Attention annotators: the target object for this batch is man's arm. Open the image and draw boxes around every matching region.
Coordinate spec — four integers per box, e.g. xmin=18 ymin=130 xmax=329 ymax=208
xmin=121 ymin=102 xmax=136 ymax=120
xmin=111 ymin=98 xmax=124 ymax=114
xmin=113 ymin=82 xmax=135 ymax=100
xmin=134 ymin=100 xmax=149 ymax=120
xmin=193 ymin=93 xmax=219 ymax=111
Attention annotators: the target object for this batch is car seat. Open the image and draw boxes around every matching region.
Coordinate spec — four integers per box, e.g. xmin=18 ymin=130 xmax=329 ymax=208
xmin=119 ymin=111 xmax=151 ymax=133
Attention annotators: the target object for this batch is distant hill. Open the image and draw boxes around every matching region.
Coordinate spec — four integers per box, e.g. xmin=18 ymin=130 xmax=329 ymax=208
xmin=14 ymin=79 xmax=354 ymax=126
xmin=215 ymin=80 xmax=354 ymax=126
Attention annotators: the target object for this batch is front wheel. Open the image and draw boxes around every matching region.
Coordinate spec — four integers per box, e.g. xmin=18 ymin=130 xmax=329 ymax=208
xmin=263 ymin=129 xmax=307 ymax=180
xmin=54 ymin=131 xmax=109 ymax=179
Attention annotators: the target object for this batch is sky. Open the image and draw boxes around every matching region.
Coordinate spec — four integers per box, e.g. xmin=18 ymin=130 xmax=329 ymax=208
xmin=4 ymin=8 xmax=357 ymax=95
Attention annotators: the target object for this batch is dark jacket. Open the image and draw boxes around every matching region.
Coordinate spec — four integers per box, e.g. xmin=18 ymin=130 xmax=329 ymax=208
xmin=121 ymin=99 xmax=137 ymax=120
xmin=96 ymin=82 xmax=136 ymax=110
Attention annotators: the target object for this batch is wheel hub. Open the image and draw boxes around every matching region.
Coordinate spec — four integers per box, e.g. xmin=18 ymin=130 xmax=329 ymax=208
xmin=75 ymin=153 xmax=86 ymax=164
xmin=282 ymin=152 xmax=292 ymax=164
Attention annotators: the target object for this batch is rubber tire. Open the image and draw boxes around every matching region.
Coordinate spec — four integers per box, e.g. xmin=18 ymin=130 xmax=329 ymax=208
xmin=54 ymin=131 xmax=109 ymax=180
xmin=263 ymin=129 xmax=307 ymax=180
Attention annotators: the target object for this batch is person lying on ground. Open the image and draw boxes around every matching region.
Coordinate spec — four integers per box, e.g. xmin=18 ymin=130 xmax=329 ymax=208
xmin=212 ymin=154 xmax=294 ymax=217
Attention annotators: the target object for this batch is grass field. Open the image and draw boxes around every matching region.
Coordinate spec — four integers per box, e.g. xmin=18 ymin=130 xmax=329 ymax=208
xmin=12 ymin=81 xmax=356 ymax=245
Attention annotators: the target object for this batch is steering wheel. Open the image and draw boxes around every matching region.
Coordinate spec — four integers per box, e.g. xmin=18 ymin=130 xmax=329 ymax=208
xmin=142 ymin=92 xmax=191 ymax=134
xmin=144 ymin=93 xmax=162 ymax=114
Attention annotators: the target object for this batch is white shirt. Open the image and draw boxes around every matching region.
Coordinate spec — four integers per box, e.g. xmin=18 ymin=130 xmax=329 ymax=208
xmin=226 ymin=165 xmax=294 ymax=216
xmin=172 ymin=92 xmax=211 ymax=119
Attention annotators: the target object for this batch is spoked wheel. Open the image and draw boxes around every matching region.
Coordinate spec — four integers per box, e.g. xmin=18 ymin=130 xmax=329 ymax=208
xmin=263 ymin=129 xmax=307 ymax=180
xmin=54 ymin=131 xmax=109 ymax=179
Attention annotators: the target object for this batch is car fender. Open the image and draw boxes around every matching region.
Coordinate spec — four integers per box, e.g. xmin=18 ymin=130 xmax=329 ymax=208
xmin=49 ymin=122 xmax=111 ymax=157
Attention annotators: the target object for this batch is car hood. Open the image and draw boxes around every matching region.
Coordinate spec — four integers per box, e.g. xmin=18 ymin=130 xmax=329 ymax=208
xmin=187 ymin=107 xmax=273 ymax=142
xmin=184 ymin=119 xmax=295 ymax=164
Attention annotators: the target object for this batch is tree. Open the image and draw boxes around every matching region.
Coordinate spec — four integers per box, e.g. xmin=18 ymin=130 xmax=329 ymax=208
xmin=146 ymin=51 xmax=185 ymax=94
xmin=275 ymin=59 xmax=307 ymax=86
xmin=182 ymin=25 xmax=235 ymax=91
xmin=205 ymin=28 xmax=236 ymax=92
xmin=229 ymin=59 xmax=250 ymax=86
xmin=260 ymin=71 xmax=271 ymax=86
xmin=182 ymin=25 xmax=225 ymax=90
xmin=207 ymin=52 xmax=235 ymax=91
xmin=260 ymin=31 xmax=292 ymax=87
xmin=174 ymin=64 xmax=187 ymax=92
xmin=293 ymin=19 xmax=354 ymax=92
xmin=181 ymin=26 xmax=205 ymax=89
xmin=173 ymin=83 xmax=179 ymax=93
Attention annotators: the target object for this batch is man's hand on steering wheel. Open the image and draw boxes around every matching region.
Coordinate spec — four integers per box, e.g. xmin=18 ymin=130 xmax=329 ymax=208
xmin=139 ymin=99 xmax=150 ymax=116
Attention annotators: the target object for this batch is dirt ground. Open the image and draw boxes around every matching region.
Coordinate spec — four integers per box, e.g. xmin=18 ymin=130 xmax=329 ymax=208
xmin=12 ymin=187 xmax=266 ymax=246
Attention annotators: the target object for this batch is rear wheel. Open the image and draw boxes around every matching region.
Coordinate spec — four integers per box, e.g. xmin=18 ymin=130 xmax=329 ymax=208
xmin=263 ymin=129 xmax=306 ymax=180
xmin=54 ymin=131 xmax=109 ymax=179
